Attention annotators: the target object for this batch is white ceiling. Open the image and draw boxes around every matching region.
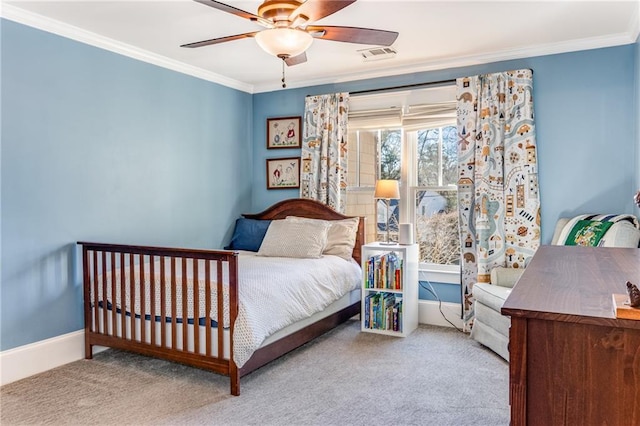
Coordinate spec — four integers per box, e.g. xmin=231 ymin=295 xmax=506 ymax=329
xmin=3 ymin=0 xmax=639 ymax=93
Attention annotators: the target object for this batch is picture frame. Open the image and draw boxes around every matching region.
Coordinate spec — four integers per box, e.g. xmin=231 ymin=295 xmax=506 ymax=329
xmin=266 ymin=157 xmax=300 ymax=190
xmin=267 ymin=116 xmax=301 ymax=149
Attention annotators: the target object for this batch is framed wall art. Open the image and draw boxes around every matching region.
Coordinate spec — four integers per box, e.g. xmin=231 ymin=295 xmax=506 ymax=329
xmin=266 ymin=157 xmax=300 ymax=190
xmin=267 ymin=116 xmax=301 ymax=149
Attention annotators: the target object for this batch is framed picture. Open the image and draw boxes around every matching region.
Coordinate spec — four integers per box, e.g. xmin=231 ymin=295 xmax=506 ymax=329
xmin=266 ymin=157 xmax=300 ymax=190
xmin=267 ymin=116 xmax=301 ymax=149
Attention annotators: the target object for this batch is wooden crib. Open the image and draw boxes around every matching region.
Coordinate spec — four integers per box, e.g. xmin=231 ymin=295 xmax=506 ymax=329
xmin=79 ymin=198 xmax=364 ymax=395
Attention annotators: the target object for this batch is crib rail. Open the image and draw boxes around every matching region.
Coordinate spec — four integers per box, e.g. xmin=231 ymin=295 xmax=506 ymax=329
xmin=78 ymin=242 xmax=240 ymax=395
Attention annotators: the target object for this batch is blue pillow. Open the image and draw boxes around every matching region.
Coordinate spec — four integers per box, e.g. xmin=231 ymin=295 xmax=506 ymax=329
xmin=225 ymin=218 xmax=272 ymax=252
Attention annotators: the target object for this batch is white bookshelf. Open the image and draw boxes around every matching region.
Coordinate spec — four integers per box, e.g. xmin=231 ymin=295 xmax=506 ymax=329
xmin=361 ymin=242 xmax=418 ymax=337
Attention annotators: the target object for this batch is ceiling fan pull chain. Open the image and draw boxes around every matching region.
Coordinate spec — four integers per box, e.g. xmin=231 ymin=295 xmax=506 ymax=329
xmin=281 ymin=58 xmax=287 ymax=88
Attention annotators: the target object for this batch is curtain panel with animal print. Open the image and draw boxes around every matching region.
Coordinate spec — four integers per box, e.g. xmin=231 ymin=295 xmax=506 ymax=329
xmin=300 ymin=93 xmax=349 ymax=213
xmin=456 ymin=70 xmax=541 ymax=325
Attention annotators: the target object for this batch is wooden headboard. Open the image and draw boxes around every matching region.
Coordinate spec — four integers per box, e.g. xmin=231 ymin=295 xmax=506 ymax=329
xmin=242 ymin=198 xmax=365 ymax=265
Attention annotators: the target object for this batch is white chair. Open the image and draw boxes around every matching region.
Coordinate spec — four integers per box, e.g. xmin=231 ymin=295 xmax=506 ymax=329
xmin=471 ymin=216 xmax=640 ymax=361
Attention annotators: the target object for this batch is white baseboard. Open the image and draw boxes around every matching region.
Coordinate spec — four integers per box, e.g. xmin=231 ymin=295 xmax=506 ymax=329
xmin=0 ymin=330 xmax=106 ymax=386
xmin=418 ymin=300 xmax=464 ymax=329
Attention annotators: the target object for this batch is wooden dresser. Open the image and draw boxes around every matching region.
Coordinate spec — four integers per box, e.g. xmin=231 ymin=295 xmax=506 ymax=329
xmin=501 ymin=245 xmax=640 ymax=426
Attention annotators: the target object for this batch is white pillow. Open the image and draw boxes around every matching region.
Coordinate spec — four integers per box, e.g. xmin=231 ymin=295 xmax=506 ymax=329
xmin=286 ymin=216 xmax=360 ymax=260
xmin=257 ymin=219 xmax=330 ymax=258
xmin=600 ymin=220 xmax=640 ymax=248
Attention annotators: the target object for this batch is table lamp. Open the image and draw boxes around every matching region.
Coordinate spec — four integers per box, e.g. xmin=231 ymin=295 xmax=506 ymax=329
xmin=374 ymin=179 xmax=400 ymax=245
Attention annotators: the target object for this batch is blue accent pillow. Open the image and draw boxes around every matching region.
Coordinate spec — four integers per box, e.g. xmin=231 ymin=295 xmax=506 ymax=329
xmin=224 ymin=218 xmax=272 ymax=252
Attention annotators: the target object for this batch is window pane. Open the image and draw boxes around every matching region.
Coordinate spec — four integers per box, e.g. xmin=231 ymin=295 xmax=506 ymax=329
xmin=415 ymin=189 xmax=460 ymax=265
xmin=442 ymin=125 xmax=458 ymax=186
xmin=416 ymin=128 xmax=440 ymax=186
xmin=376 ymin=199 xmax=399 ymax=243
xmin=379 ymin=129 xmax=401 ymax=180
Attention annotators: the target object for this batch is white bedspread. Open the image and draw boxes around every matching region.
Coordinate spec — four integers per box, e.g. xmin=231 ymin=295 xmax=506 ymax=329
xmin=94 ymin=252 xmax=361 ymax=368
xmin=234 ymin=252 xmax=361 ymax=366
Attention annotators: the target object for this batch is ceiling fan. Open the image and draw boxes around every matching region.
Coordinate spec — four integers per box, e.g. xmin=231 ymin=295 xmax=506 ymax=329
xmin=181 ymin=0 xmax=399 ymax=68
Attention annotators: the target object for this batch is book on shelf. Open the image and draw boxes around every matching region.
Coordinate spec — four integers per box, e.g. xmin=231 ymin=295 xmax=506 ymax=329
xmin=365 ymin=251 xmax=403 ymax=290
xmin=363 ymin=292 xmax=403 ymax=331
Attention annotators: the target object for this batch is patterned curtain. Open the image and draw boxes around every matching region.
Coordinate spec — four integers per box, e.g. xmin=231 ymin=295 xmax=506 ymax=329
xmin=456 ymin=69 xmax=541 ymax=325
xmin=300 ymin=93 xmax=349 ymax=213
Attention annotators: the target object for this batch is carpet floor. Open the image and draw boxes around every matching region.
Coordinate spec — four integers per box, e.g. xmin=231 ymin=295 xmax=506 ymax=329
xmin=1 ymin=320 xmax=509 ymax=425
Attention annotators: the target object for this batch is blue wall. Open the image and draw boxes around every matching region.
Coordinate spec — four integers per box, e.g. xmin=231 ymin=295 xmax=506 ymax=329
xmin=1 ymin=20 xmax=253 ymax=351
xmin=253 ymin=44 xmax=638 ymax=245
xmin=2 ymin=18 xmax=638 ymax=351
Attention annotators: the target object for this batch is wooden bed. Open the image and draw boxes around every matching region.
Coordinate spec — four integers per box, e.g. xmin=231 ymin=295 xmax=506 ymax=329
xmin=79 ymin=198 xmax=364 ymax=395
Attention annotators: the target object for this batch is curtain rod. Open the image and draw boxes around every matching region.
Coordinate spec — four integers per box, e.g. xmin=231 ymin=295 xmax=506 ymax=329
xmin=349 ymin=78 xmax=456 ymax=95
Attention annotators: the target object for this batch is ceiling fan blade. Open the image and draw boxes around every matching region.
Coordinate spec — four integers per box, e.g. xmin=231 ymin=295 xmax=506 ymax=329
xmin=181 ymin=32 xmax=258 ymax=48
xmin=285 ymin=52 xmax=307 ymax=66
xmin=307 ymin=25 xmax=398 ymax=46
xmin=193 ymin=0 xmax=273 ymax=28
xmin=289 ymin=0 xmax=356 ymax=24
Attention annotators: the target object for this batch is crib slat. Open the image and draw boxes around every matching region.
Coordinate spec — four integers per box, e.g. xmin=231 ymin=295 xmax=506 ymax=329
xmin=150 ymin=255 xmax=156 ymax=346
xmin=205 ymin=261 xmax=212 ymax=357
xmin=92 ymin=251 xmax=99 ymax=333
xmin=140 ymin=256 xmax=146 ymax=344
xmin=182 ymin=257 xmax=188 ymax=351
xmin=101 ymin=251 xmax=108 ymax=334
xmin=120 ymin=252 xmax=126 ymax=339
xmin=217 ymin=261 xmax=224 ymax=358
xmin=160 ymin=256 xmax=167 ymax=348
xmin=111 ymin=252 xmax=117 ymax=336
xmin=171 ymin=257 xmax=177 ymax=349
xmin=193 ymin=259 xmax=200 ymax=354
xmin=129 ymin=253 xmax=135 ymax=340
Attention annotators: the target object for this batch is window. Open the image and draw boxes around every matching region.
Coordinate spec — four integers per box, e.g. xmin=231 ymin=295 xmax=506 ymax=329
xmin=346 ymin=86 xmax=460 ymax=267
xmin=411 ymin=126 xmax=460 ymax=266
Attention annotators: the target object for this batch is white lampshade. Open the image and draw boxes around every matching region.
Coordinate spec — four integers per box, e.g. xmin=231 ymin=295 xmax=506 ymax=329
xmin=374 ymin=180 xmax=400 ymax=199
xmin=255 ymin=28 xmax=313 ymax=58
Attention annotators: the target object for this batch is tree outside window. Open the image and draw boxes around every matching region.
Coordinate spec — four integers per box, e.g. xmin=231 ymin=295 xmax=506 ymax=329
xmin=414 ymin=125 xmax=460 ymax=265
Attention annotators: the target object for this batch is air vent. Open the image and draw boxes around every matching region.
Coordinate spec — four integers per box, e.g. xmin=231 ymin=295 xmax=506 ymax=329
xmin=358 ymin=46 xmax=397 ymax=61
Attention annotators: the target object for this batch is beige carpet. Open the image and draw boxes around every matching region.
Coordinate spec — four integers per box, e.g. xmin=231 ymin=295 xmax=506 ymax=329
xmin=1 ymin=349 xmax=231 ymax=425
xmin=1 ymin=320 xmax=509 ymax=425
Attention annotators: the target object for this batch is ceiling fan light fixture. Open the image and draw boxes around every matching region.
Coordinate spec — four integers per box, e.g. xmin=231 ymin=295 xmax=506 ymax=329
xmin=255 ymin=28 xmax=313 ymax=58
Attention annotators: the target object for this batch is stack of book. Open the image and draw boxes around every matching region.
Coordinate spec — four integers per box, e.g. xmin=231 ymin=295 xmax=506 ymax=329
xmin=363 ymin=293 xmax=403 ymax=332
xmin=364 ymin=252 xmax=403 ymax=290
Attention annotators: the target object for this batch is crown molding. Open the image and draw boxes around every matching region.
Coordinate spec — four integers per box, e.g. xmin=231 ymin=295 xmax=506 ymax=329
xmin=1 ymin=4 xmax=255 ymax=94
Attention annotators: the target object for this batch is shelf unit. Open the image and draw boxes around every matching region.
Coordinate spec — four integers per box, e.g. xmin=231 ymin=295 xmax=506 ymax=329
xmin=361 ymin=242 xmax=418 ymax=337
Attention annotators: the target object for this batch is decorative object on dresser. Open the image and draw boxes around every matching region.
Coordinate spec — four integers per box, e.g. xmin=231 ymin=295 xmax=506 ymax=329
xmin=613 ymin=281 xmax=640 ymax=320
xmin=361 ymin=242 xmax=418 ymax=337
xmin=627 ymin=281 xmax=640 ymax=307
xmin=266 ymin=157 xmax=300 ymax=189
xmin=374 ymin=179 xmax=400 ymax=245
xmin=266 ymin=116 xmax=301 ymax=149
xmin=78 ymin=198 xmax=364 ymax=396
